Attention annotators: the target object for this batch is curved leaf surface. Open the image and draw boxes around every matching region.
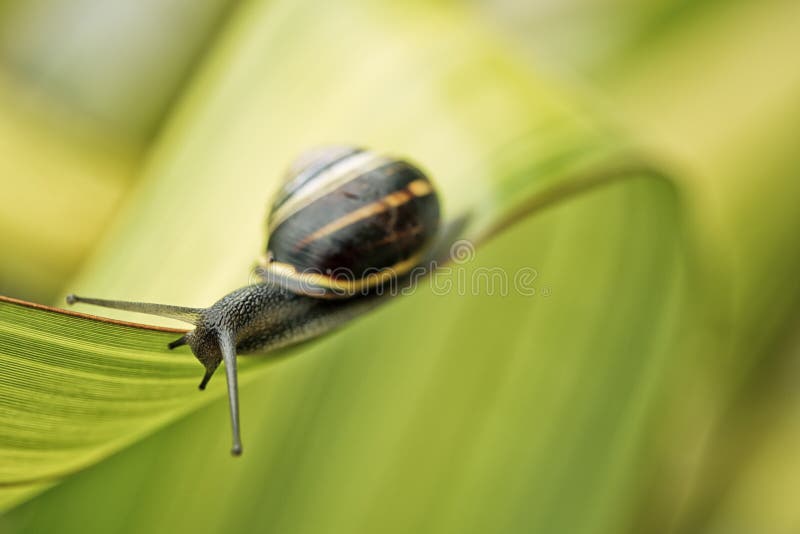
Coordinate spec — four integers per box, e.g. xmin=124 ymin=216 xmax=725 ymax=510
xmin=0 ymin=1 xmax=687 ymax=529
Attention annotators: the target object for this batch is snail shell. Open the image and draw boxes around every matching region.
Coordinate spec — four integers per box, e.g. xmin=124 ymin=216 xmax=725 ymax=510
xmin=259 ymin=146 xmax=441 ymax=298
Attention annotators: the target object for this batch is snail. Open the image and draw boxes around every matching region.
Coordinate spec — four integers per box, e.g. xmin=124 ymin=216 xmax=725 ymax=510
xmin=66 ymin=146 xmax=461 ymax=456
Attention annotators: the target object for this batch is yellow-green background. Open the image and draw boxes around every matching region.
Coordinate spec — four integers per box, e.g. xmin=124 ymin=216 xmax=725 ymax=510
xmin=0 ymin=0 xmax=798 ymax=532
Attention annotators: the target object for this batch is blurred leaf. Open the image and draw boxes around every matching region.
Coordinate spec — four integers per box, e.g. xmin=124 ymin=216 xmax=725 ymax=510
xmin=0 ymin=0 xmax=242 ymax=301
xmin=0 ymin=0 xmax=240 ymax=141
xmin=0 ymin=76 xmax=135 ymax=302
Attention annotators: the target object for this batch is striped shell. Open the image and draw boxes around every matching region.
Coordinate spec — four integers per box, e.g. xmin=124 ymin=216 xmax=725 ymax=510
xmin=259 ymin=146 xmax=440 ymax=298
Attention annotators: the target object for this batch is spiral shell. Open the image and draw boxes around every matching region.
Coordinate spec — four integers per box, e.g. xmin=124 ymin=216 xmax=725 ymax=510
xmin=259 ymin=146 xmax=440 ymax=298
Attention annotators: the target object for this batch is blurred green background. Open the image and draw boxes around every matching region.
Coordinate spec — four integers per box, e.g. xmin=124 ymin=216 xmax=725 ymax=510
xmin=0 ymin=0 xmax=799 ymax=533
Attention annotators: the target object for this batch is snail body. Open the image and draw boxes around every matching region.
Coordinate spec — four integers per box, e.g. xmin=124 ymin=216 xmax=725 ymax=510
xmin=67 ymin=146 xmax=445 ymax=456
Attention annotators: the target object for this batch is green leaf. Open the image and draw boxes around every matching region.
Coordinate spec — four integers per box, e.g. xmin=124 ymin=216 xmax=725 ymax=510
xmin=0 ymin=160 xmax=667 ymax=512
xmin=0 ymin=296 xmax=270 ymax=508
xmin=0 ymin=0 xmax=688 ymax=530
xmin=2 ymin=176 xmax=686 ymax=532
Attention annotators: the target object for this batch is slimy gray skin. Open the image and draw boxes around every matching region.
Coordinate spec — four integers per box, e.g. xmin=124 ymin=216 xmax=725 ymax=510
xmin=66 ymin=146 xmax=456 ymax=457
xmin=68 ymin=282 xmax=386 ymax=456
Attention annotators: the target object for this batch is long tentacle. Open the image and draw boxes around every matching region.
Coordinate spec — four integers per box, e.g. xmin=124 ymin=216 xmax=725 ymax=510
xmin=66 ymin=294 xmax=203 ymax=325
xmin=218 ymin=330 xmax=243 ymax=456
